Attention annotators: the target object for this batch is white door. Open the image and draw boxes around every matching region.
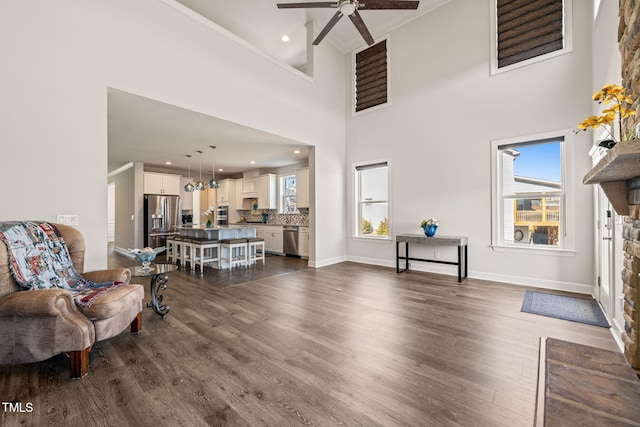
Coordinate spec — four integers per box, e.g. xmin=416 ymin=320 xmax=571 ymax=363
xmin=596 ymin=186 xmax=614 ymax=317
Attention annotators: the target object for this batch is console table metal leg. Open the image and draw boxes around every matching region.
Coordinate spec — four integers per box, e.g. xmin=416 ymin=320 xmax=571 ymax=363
xmin=405 ymin=242 xmax=409 ymax=271
xmin=396 ymin=241 xmax=410 ymax=273
xmin=457 ymin=245 xmax=462 ymax=282
xmin=148 ymin=273 xmax=170 ymax=319
xmin=465 ymin=245 xmax=468 ymax=279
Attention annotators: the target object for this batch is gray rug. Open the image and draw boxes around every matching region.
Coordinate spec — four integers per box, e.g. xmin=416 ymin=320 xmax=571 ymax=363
xmin=521 ymin=290 xmax=610 ymax=328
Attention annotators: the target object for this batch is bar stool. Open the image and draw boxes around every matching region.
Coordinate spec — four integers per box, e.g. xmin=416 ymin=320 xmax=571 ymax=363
xmin=166 ymin=236 xmax=176 ymax=263
xmin=192 ymin=238 xmax=221 ymax=275
xmin=172 ymin=236 xmax=183 ymax=266
xmin=220 ymin=238 xmax=248 ymax=270
xmin=180 ymin=238 xmax=194 ymax=269
xmin=247 ymin=237 xmax=265 ymax=266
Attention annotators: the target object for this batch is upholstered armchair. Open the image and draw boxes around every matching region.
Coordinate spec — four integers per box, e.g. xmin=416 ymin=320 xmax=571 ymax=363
xmin=0 ymin=223 xmax=144 ymax=378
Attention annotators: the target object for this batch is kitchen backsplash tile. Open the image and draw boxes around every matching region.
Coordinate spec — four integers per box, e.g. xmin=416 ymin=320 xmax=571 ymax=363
xmin=245 ymin=211 xmax=308 ymax=226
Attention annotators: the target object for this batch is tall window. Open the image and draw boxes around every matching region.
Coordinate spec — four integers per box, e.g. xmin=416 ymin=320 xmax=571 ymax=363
xmin=354 ymin=39 xmax=388 ymax=113
xmin=280 ymin=175 xmax=297 ymax=214
xmin=492 ymin=135 xmax=567 ymax=249
xmin=355 ymin=161 xmax=389 ymax=238
xmin=491 ymin=0 xmax=572 ymax=74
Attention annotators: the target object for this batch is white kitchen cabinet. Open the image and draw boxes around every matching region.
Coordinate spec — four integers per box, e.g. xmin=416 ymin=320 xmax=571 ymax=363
xmin=295 ymin=168 xmax=309 ymax=209
xmin=255 ymin=174 xmax=277 ymax=210
xmin=235 ymin=178 xmax=245 ymax=209
xmin=180 ymin=178 xmax=194 ymax=210
xmin=254 ymin=225 xmax=283 ymax=254
xmin=241 ymin=177 xmax=256 ymax=196
xmin=298 ymin=226 xmax=309 ymax=258
xmin=217 ymin=179 xmax=231 ymax=204
xmin=144 ymin=172 xmax=181 ymax=195
xmin=270 ymin=226 xmax=284 ymax=254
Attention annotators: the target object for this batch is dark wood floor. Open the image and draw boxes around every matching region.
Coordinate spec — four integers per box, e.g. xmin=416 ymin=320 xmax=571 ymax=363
xmin=0 ymin=252 xmax=619 ymax=426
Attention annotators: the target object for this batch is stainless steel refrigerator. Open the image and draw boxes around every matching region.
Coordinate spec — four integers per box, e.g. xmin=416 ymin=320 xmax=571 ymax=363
xmin=144 ymin=194 xmax=181 ymax=248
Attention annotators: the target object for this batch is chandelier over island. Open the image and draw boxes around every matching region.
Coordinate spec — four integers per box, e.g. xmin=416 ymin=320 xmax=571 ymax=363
xmin=183 ymin=147 xmax=220 ymax=192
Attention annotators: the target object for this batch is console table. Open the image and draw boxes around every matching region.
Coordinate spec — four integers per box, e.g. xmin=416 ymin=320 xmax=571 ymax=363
xmin=396 ymin=234 xmax=468 ymax=282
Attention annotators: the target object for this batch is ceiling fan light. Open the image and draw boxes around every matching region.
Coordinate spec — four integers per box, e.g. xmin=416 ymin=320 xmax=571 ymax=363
xmin=339 ymin=0 xmax=357 ymax=15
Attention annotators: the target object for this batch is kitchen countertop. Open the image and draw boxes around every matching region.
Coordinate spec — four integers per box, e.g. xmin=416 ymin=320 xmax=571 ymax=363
xmin=179 ymin=225 xmax=256 ymax=239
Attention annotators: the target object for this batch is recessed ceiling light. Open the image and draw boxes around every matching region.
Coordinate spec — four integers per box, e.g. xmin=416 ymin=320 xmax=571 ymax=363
xmin=293 ymin=150 xmax=301 ymax=154
xmin=165 ymin=161 xmax=172 ymax=165
xmin=218 ymin=168 xmax=224 ymax=172
xmin=250 ymin=161 xmax=256 ymax=165
xmin=281 ymin=35 xmax=290 ymax=42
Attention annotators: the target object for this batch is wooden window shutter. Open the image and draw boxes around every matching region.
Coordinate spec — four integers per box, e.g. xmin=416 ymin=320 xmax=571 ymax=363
xmin=355 ymin=40 xmax=387 ymax=112
xmin=497 ymin=0 xmax=564 ymax=69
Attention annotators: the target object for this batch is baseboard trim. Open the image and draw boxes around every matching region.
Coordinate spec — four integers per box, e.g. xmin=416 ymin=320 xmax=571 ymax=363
xmin=346 ymin=256 xmax=593 ymax=295
xmin=610 ymin=318 xmax=626 ymax=353
xmin=310 ymin=255 xmax=347 ymax=269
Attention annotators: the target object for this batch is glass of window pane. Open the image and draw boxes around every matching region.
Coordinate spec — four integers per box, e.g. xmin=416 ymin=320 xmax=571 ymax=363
xmin=361 ymin=202 xmax=389 ymax=237
xmin=504 ymin=197 xmax=561 ymax=246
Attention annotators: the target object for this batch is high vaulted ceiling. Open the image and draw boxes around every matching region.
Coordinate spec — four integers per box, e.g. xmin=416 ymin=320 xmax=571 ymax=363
xmin=108 ymin=1 xmax=450 ymax=176
xmin=174 ymin=0 xmax=450 ymax=68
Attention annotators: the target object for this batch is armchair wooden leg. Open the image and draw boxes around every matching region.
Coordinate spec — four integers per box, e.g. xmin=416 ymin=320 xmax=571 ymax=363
xmin=66 ymin=345 xmax=91 ymax=379
xmin=130 ymin=311 xmax=142 ymax=334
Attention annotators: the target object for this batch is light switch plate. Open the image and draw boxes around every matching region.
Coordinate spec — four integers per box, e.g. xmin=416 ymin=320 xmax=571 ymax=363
xmin=56 ymin=214 xmax=79 ymax=226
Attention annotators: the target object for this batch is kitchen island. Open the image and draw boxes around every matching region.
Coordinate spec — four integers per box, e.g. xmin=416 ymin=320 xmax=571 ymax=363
xmin=179 ymin=225 xmax=256 ymax=239
xmin=177 ymin=226 xmax=259 ymax=271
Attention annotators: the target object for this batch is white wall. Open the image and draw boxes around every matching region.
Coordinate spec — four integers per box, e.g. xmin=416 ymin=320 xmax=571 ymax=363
xmin=0 ymin=0 xmax=346 ymax=270
xmin=346 ymin=0 xmax=597 ymax=292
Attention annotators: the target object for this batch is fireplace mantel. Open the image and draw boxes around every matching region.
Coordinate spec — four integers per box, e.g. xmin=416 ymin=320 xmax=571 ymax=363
xmin=583 ymin=139 xmax=640 ymax=215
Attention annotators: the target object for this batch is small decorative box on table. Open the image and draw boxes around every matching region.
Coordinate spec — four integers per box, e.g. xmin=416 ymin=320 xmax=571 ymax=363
xmin=396 ymin=234 xmax=468 ymax=282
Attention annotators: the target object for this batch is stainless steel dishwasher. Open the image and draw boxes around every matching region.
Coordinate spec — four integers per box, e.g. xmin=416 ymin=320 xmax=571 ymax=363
xmin=283 ymin=226 xmax=299 ymax=256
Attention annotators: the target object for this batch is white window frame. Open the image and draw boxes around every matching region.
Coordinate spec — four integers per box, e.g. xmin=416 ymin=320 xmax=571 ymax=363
xmin=353 ymin=159 xmax=392 ymax=240
xmin=490 ymin=129 xmax=576 ymax=255
xmin=279 ymin=174 xmax=297 ymax=214
xmin=351 ymin=35 xmax=391 ymax=116
xmin=489 ymin=0 xmax=574 ymax=75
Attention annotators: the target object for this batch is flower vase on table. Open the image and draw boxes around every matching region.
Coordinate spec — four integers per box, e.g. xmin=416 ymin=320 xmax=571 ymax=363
xmin=424 ymin=224 xmax=438 ymax=237
xmin=203 ymin=205 xmax=215 ymax=228
xmin=420 ymin=218 xmax=439 ymax=237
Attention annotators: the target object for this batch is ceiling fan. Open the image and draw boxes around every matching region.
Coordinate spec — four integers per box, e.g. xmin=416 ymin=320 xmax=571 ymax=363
xmin=277 ymin=0 xmax=420 ymax=46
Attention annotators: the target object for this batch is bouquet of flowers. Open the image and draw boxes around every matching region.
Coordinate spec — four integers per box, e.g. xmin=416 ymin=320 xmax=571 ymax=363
xmin=203 ymin=205 xmax=215 ymax=224
xmin=576 ymin=83 xmax=636 ymax=146
xmin=420 ymin=218 xmax=439 ymax=228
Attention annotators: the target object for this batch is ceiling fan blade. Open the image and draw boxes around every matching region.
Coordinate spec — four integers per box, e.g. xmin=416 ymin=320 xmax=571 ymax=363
xmin=277 ymin=2 xmax=336 ymax=8
xmin=313 ymin=10 xmax=344 ymax=45
xmin=349 ymin=9 xmax=375 ymax=45
xmin=359 ymin=0 xmax=420 ymax=10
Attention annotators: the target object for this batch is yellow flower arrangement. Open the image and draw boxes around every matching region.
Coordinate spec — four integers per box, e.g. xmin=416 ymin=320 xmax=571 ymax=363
xmin=576 ymin=84 xmax=636 ymax=145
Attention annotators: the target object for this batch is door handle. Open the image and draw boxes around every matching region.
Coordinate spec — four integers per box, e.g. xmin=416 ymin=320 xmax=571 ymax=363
xmin=602 ymin=237 xmax=612 ymax=241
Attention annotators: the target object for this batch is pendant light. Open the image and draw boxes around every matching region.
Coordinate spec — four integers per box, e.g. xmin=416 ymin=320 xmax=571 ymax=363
xmin=208 ymin=145 xmax=220 ymax=189
xmin=195 ymin=150 xmax=206 ymax=191
xmin=183 ymin=155 xmax=195 ymax=193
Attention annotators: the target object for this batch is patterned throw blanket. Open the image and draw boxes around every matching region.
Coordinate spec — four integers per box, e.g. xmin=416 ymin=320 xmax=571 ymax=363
xmin=0 ymin=221 xmax=125 ymax=307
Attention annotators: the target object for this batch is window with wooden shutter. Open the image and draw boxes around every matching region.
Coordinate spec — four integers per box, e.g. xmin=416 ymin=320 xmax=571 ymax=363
xmin=355 ymin=40 xmax=387 ymax=112
xmin=495 ymin=0 xmax=567 ymax=70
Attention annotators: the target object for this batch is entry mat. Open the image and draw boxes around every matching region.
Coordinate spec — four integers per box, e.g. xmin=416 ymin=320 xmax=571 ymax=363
xmin=521 ymin=290 xmax=610 ymax=328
